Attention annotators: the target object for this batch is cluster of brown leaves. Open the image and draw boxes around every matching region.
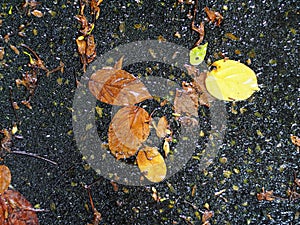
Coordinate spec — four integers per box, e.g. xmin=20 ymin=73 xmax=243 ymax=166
xmin=88 ymin=57 xmax=213 ymax=182
xmin=0 ymin=164 xmax=39 ymax=224
xmin=75 ymin=0 xmax=103 ymax=72
xmin=89 ymin=57 xmax=169 ymax=182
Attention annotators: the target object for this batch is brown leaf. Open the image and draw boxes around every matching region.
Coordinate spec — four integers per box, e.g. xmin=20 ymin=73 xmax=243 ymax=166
xmin=291 ymin=135 xmax=300 ymax=147
xmin=31 ymin=10 xmax=43 ymax=17
xmin=108 ymin=106 xmax=150 ymax=159
xmin=155 ymin=116 xmax=169 ymax=138
xmin=0 ymin=190 xmax=39 ymax=225
xmin=204 ymin=7 xmax=223 ymax=26
xmin=89 ymin=58 xmax=152 ymax=105
xmin=0 ymin=165 xmax=11 ymax=194
xmin=257 ymin=188 xmax=275 ymax=201
xmin=202 ymin=210 xmax=214 ymax=223
xmin=174 ymin=82 xmax=199 ymax=117
xmin=86 ymin=35 xmax=96 ymax=63
xmin=137 ymin=146 xmax=167 ymax=183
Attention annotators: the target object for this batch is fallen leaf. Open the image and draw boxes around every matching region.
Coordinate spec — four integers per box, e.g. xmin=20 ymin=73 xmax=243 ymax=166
xmin=137 ymin=146 xmax=167 ymax=183
xmin=205 ymin=59 xmax=259 ymax=101
xmin=174 ymin=83 xmax=199 ymax=117
xmin=189 ymin=42 xmax=208 ymax=65
xmin=108 ymin=106 xmax=150 ymax=159
xmin=202 ymin=210 xmax=214 ymax=223
xmin=204 ymin=7 xmax=223 ymax=26
xmin=0 ymin=190 xmax=39 ymax=225
xmin=31 ymin=10 xmax=43 ymax=17
xmin=156 ymin=116 xmax=169 ymax=138
xmin=291 ymin=135 xmax=300 ymax=147
xmin=89 ymin=58 xmax=152 ymax=105
xmin=257 ymin=187 xmax=275 ymax=201
xmin=0 ymin=165 xmax=11 ymax=194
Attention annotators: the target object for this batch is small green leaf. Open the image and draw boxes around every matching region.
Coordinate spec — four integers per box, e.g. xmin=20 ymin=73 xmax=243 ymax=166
xmin=189 ymin=42 xmax=208 ymax=65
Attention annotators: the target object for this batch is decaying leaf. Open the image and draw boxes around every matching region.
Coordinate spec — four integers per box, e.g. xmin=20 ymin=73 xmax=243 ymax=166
xmin=137 ymin=146 xmax=167 ymax=183
xmin=205 ymin=59 xmax=259 ymax=101
xmin=291 ymin=135 xmax=300 ymax=147
xmin=0 ymin=190 xmax=39 ymax=225
xmin=202 ymin=210 xmax=214 ymax=224
xmin=174 ymin=82 xmax=199 ymax=117
xmin=0 ymin=165 xmax=11 ymax=194
xmin=89 ymin=58 xmax=152 ymax=105
xmin=204 ymin=7 xmax=223 ymax=26
xmin=257 ymin=187 xmax=275 ymax=201
xmin=191 ymin=21 xmax=205 ymax=47
xmin=108 ymin=106 xmax=150 ymax=159
xmin=31 ymin=9 xmax=43 ymax=17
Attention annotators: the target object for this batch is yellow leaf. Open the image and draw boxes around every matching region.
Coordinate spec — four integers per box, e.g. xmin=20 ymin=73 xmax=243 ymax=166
xmin=137 ymin=146 xmax=166 ymax=183
xmin=205 ymin=59 xmax=259 ymax=101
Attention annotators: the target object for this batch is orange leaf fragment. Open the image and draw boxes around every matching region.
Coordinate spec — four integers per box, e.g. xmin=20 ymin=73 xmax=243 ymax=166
xmin=291 ymin=135 xmax=300 ymax=147
xmin=137 ymin=146 xmax=167 ymax=183
xmin=0 ymin=190 xmax=39 ymax=225
xmin=89 ymin=57 xmax=152 ymax=105
xmin=0 ymin=165 xmax=11 ymax=194
xmin=108 ymin=106 xmax=150 ymax=159
xmin=257 ymin=187 xmax=275 ymax=201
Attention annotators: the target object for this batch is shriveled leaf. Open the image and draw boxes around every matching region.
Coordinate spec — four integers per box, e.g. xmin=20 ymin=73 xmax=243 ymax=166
xmin=108 ymin=106 xmax=150 ymax=159
xmin=89 ymin=58 xmax=152 ymax=105
xmin=184 ymin=64 xmax=215 ymax=107
xmin=174 ymin=82 xmax=199 ymax=117
xmin=202 ymin=210 xmax=214 ymax=223
xmin=291 ymin=135 xmax=300 ymax=147
xmin=204 ymin=7 xmax=223 ymax=26
xmin=0 ymin=190 xmax=39 ymax=225
xmin=0 ymin=165 xmax=11 ymax=194
xmin=156 ymin=116 xmax=169 ymax=138
xmin=137 ymin=146 xmax=166 ymax=183
xmin=205 ymin=59 xmax=259 ymax=101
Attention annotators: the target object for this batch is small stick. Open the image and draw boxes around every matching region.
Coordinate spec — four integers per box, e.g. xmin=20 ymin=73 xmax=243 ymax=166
xmin=9 ymin=150 xmax=57 ymax=165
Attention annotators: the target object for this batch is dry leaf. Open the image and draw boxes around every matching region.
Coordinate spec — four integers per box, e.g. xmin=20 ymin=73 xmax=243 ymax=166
xmin=204 ymin=7 xmax=223 ymax=26
xmin=0 ymin=165 xmax=11 ymax=194
xmin=202 ymin=210 xmax=214 ymax=223
xmin=156 ymin=116 xmax=169 ymax=138
xmin=257 ymin=187 xmax=275 ymax=201
xmin=0 ymin=190 xmax=39 ymax=225
xmin=31 ymin=10 xmax=43 ymax=17
xmin=89 ymin=58 xmax=152 ymax=105
xmin=291 ymin=135 xmax=300 ymax=147
xmin=108 ymin=106 xmax=150 ymax=159
xmin=137 ymin=146 xmax=167 ymax=183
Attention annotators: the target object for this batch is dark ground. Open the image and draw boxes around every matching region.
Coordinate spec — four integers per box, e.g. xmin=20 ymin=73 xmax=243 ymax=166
xmin=0 ymin=0 xmax=299 ymax=224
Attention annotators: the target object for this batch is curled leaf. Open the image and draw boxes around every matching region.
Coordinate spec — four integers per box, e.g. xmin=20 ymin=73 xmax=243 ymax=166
xmin=205 ymin=59 xmax=259 ymax=101
xmin=89 ymin=58 xmax=152 ymax=105
xmin=0 ymin=190 xmax=39 ymax=225
xmin=0 ymin=165 xmax=11 ymax=194
xmin=137 ymin=146 xmax=167 ymax=183
xmin=108 ymin=106 xmax=150 ymax=159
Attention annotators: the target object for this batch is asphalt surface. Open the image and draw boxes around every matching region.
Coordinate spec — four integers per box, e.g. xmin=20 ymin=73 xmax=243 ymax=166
xmin=0 ymin=0 xmax=299 ymax=224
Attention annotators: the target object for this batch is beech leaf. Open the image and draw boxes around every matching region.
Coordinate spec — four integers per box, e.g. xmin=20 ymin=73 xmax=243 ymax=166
xmin=108 ymin=106 xmax=150 ymax=159
xmin=205 ymin=59 xmax=259 ymax=101
xmin=89 ymin=58 xmax=152 ymax=105
xmin=137 ymin=146 xmax=167 ymax=183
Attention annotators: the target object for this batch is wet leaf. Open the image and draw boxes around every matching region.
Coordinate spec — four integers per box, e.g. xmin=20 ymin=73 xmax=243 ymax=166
xmin=108 ymin=106 xmax=150 ymax=159
xmin=0 ymin=165 xmax=11 ymax=194
xmin=137 ymin=146 xmax=166 ymax=183
xmin=174 ymin=83 xmax=199 ymax=117
xmin=155 ymin=116 xmax=169 ymax=138
xmin=204 ymin=7 xmax=223 ymax=26
xmin=0 ymin=190 xmax=39 ymax=225
xmin=205 ymin=59 xmax=259 ymax=101
xmin=189 ymin=42 xmax=208 ymax=65
xmin=89 ymin=58 xmax=152 ymax=105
